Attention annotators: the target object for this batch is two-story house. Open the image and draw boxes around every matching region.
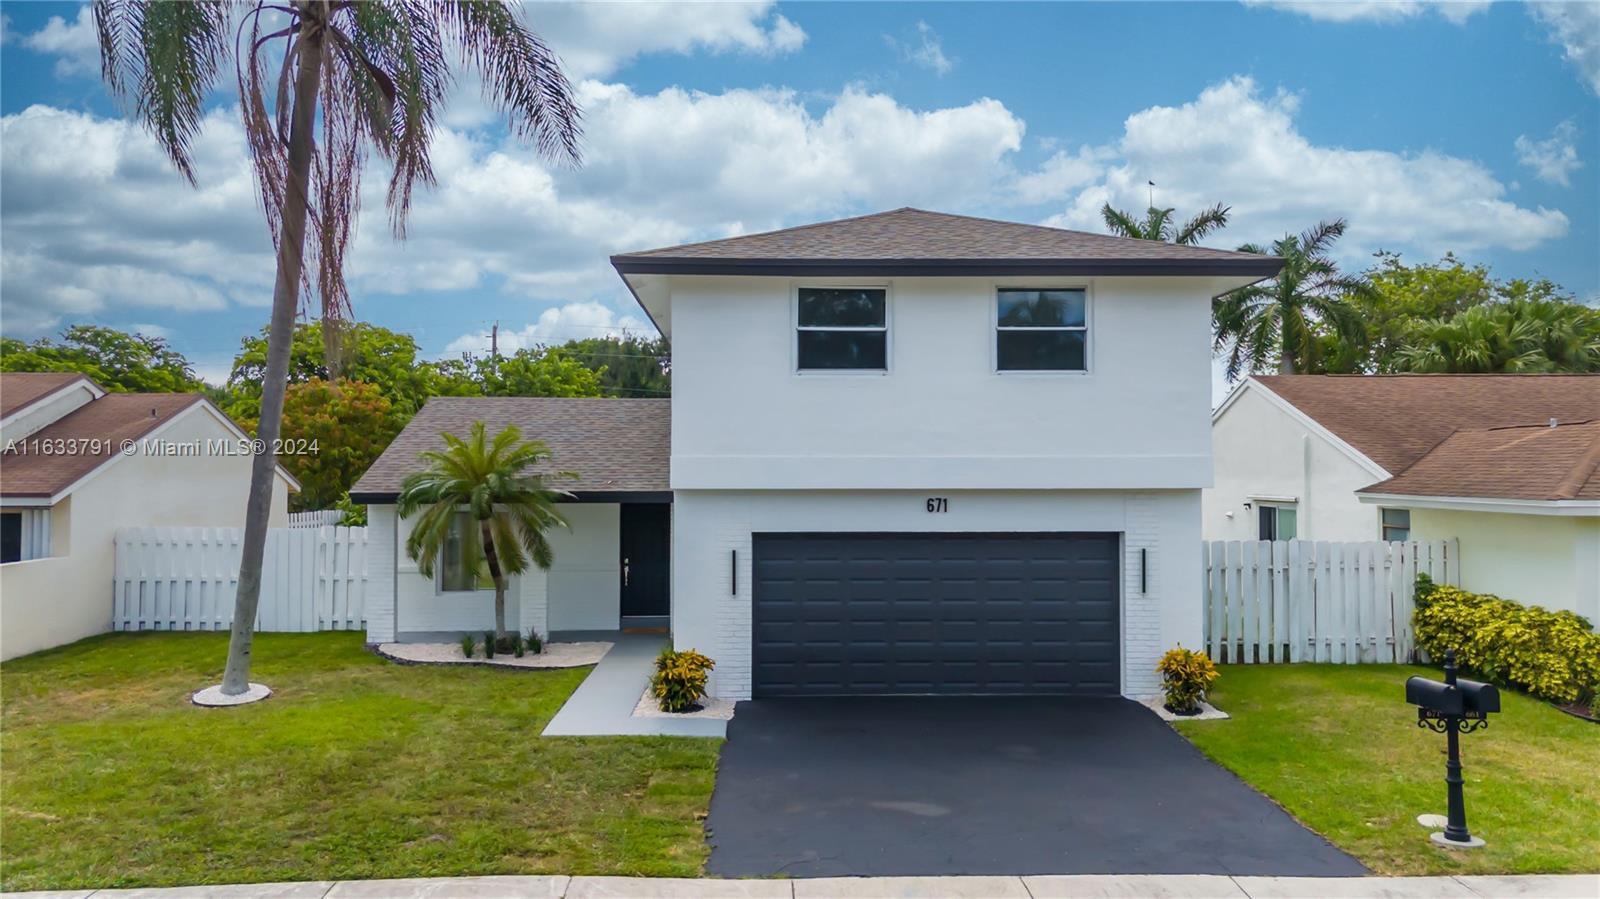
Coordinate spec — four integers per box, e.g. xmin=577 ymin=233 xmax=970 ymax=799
xmin=354 ymin=208 xmax=1281 ymax=700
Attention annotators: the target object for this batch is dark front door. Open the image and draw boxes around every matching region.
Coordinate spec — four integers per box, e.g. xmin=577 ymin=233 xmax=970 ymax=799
xmin=752 ymin=532 xmax=1120 ymax=697
xmin=620 ymin=504 xmax=670 ymax=617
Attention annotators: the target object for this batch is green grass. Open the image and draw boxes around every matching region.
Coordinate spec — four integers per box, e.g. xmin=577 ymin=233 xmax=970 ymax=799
xmin=0 ymin=632 xmax=721 ymax=892
xmin=1174 ymin=664 xmax=1599 ymax=876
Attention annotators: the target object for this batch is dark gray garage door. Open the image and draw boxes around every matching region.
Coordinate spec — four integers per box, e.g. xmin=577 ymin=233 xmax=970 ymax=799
xmin=752 ymin=532 xmax=1119 ymax=697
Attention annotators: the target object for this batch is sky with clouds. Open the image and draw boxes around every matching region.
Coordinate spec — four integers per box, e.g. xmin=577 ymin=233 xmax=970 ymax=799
xmin=1 ymin=0 xmax=1595 ymax=387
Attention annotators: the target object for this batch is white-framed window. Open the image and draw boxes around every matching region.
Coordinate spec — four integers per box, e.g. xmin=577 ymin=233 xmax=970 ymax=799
xmin=439 ymin=511 xmax=495 ymax=593
xmin=0 ymin=509 xmax=50 ymax=564
xmin=1381 ymin=508 xmax=1411 ymax=542
xmin=996 ymin=287 xmax=1088 ymax=372
xmin=1257 ymin=503 xmax=1297 ymax=541
xmin=795 ymin=286 xmax=888 ymax=372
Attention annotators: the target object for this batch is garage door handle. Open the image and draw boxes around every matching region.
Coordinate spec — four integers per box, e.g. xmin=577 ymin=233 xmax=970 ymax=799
xmin=623 ymin=558 xmax=629 ymax=587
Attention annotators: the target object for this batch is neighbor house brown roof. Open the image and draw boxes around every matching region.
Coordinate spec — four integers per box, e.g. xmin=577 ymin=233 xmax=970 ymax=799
xmin=0 ymin=372 xmax=98 ymax=419
xmin=0 ymin=393 xmax=205 ymax=498
xmin=1360 ymin=420 xmax=1600 ymax=502
xmin=1252 ymin=374 xmax=1600 ymax=474
xmin=350 ymin=398 xmax=670 ymax=501
xmin=611 ymin=207 xmax=1283 ymax=277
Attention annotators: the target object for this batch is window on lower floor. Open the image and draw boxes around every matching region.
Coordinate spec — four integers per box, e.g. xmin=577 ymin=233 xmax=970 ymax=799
xmin=439 ymin=511 xmax=495 ymax=592
xmin=0 ymin=513 xmax=20 ymax=564
xmin=1257 ymin=503 xmax=1297 ymax=541
xmin=1382 ymin=508 xmax=1411 ymax=542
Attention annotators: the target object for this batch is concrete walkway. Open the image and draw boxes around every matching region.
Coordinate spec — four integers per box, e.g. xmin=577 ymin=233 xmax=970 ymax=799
xmin=541 ymin=632 xmax=726 ymax=738
xmin=6 ymin=873 xmax=1594 ymax=898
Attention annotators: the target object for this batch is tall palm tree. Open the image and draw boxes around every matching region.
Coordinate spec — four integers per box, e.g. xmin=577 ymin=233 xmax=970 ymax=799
xmin=1213 ymin=219 xmax=1370 ymax=380
xmin=398 ymin=422 xmax=572 ymax=642
xmin=94 ymin=0 xmax=581 ymax=697
xmin=1394 ymin=298 xmax=1600 ymax=373
xmin=1101 ymin=202 xmax=1231 ymax=246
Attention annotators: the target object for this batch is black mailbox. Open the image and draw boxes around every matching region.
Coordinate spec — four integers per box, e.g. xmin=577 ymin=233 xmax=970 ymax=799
xmin=1406 ymin=676 xmax=1463 ymax=715
xmin=1457 ymin=679 xmax=1499 ymax=715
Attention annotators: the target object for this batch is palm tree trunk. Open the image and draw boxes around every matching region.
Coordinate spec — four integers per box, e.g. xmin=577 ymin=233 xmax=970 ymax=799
xmin=480 ymin=518 xmax=508 ymax=641
xmin=219 ymin=21 xmax=324 ymax=695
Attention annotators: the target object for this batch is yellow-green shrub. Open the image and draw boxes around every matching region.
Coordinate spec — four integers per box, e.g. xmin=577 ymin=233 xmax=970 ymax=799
xmin=652 ymin=648 xmax=716 ymax=713
xmin=1413 ymin=576 xmax=1600 ymax=706
xmin=1157 ymin=646 xmax=1220 ymax=714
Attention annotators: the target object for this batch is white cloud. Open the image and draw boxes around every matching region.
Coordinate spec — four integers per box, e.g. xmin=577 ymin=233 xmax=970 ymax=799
xmin=1529 ymin=1 xmax=1600 ymax=95
xmin=129 ymin=322 xmax=173 ymax=340
xmin=526 ymin=1 xmax=805 ymax=79
xmin=22 ymin=5 xmax=98 ymax=78
xmin=885 ymin=21 xmax=954 ymax=75
xmin=1241 ymin=1 xmax=1492 ymax=23
xmin=1515 ymin=120 xmax=1583 ymax=186
xmin=1012 ymin=146 xmax=1108 ymax=204
xmin=444 ymin=302 xmax=652 ymax=355
xmin=1044 ymin=77 xmax=1568 ymax=258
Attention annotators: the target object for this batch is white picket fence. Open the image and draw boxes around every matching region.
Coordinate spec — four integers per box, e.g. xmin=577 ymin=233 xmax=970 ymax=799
xmin=114 ymin=526 xmax=368 ymax=632
xmin=287 ymin=510 xmax=344 ymax=529
xmin=1203 ymin=539 xmax=1461 ymax=665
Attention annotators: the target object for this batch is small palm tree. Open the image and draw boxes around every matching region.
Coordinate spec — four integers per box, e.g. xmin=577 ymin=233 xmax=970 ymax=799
xmin=1213 ymin=219 xmax=1370 ymax=380
xmin=1101 ymin=202 xmax=1230 ymax=246
xmin=398 ymin=422 xmax=573 ymax=642
xmin=94 ymin=0 xmax=581 ymax=697
xmin=1395 ymin=299 xmax=1600 ymax=373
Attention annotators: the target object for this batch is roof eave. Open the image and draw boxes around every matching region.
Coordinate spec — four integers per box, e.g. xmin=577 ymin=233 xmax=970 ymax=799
xmin=1356 ymin=491 xmax=1600 ymax=516
xmin=610 ymin=256 xmax=1285 ymax=278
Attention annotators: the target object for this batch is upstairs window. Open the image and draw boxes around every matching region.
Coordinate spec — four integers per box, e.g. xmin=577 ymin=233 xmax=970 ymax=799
xmin=996 ymin=288 xmax=1087 ymax=371
xmin=1381 ymin=508 xmax=1411 ymax=542
xmin=797 ymin=287 xmax=887 ymax=371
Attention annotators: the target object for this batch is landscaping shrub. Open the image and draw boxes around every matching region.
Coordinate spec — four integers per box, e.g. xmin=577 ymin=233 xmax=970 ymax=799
xmin=526 ymin=629 xmax=543 ymax=654
xmin=511 ymin=633 xmax=525 ymax=658
xmin=652 ymin=648 xmax=715 ymax=713
xmin=1157 ymin=646 xmax=1219 ymax=715
xmin=483 ymin=631 xmax=496 ymax=659
xmin=459 ymin=633 xmax=476 ymax=659
xmin=1413 ymin=576 xmax=1600 ymax=709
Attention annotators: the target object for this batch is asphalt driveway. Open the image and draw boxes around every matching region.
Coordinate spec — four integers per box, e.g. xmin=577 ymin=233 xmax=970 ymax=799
xmin=705 ymin=696 xmax=1367 ymax=878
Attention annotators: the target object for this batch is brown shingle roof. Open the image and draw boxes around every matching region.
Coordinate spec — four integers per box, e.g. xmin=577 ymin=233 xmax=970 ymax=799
xmin=0 ymin=372 xmax=98 ymax=419
xmin=1 ymin=393 xmax=205 ymax=498
xmin=1359 ymin=420 xmax=1600 ymax=502
xmin=1253 ymin=374 xmax=1600 ymax=474
xmin=350 ymin=398 xmax=670 ymax=500
xmin=612 ymin=208 xmax=1283 ymax=277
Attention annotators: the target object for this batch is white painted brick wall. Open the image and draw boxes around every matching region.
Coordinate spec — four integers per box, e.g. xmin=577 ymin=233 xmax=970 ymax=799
xmin=519 ymin=566 xmax=549 ymax=640
xmin=365 ymin=505 xmax=397 ymax=643
xmin=1122 ymin=494 xmax=1163 ymax=698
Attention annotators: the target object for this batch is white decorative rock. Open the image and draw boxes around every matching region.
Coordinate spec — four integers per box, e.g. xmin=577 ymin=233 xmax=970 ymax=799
xmin=192 ymin=682 xmax=272 ymax=707
xmin=1416 ymin=813 xmax=1449 ymax=828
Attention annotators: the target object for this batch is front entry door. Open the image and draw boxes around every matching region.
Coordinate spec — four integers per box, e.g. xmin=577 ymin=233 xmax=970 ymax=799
xmin=620 ymin=504 xmax=670 ymax=617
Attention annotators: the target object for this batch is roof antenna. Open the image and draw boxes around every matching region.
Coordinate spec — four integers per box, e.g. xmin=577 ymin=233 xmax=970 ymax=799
xmin=1148 ymin=180 xmax=1156 ymax=210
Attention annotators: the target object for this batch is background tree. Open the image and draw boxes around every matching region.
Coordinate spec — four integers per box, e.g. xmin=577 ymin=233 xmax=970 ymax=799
xmin=95 ymin=0 xmax=580 ymax=698
xmin=1214 ymin=219 xmax=1369 ymax=380
xmin=268 ymin=379 xmax=403 ymax=511
xmin=1 ymin=325 xmax=203 ymax=393
xmin=560 ymin=334 xmax=672 ymax=396
xmin=398 ymin=422 xmax=571 ymax=643
xmin=1393 ymin=298 xmax=1600 ymax=373
xmin=472 ymin=347 xmax=603 ymax=397
xmin=1101 ymin=202 xmax=1230 ymax=245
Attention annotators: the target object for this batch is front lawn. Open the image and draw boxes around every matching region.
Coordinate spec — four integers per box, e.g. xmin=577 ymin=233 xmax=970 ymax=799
xmin=1175 ymin=664 xmax=1599 ymax=876
xmin=0 ymin=632 xmax=720 ymax=892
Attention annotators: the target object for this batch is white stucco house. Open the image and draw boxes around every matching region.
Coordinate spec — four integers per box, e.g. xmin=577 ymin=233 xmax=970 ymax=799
xmin=1207 ymin=374 xmax=1599 ymax=621
xmin=0 ymin=372 xmax=297 ymax=660
xmin=355 ymin=208 xmax=1283 ymax=700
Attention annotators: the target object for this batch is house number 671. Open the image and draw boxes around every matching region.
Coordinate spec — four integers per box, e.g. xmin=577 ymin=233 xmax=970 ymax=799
xmin=926 ymin=497 xmax=949 ymax=513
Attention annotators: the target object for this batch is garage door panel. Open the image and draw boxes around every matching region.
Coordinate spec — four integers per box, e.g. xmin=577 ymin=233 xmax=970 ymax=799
xmin=752 ymin=532 xmax=1120 ymax=696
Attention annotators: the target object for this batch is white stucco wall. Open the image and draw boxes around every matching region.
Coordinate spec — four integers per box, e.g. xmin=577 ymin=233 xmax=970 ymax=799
xmin=672 ymin=488 xmax=1202 ymax=702
xmin=1205 ymin=382 xmax=1391 ymax=541
xmin=1410 ymin=508 xmax=1599 ymax=622
xmin=667 ymin=275 xmax=1227 ymax=491
xmin=0 ymin=405 xmax=292 ymax=660
xmin=377 ymin=502 xmax=622 ymax=639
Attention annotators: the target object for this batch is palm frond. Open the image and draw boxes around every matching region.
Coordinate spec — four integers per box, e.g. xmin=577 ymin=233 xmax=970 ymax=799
xmin=1174 ymin=203 xmax=1230 ymax=246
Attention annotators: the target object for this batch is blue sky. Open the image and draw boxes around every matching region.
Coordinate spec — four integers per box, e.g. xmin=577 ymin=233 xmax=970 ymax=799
xmin=2 ymin=1 xmax=1596 ymax=386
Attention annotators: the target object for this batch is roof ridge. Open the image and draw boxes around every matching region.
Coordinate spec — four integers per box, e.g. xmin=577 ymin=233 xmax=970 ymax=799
xmin=613 ymin=208 xmax=914 ymax=258
xmin=1551 ymin=428 xmax=1600 ymax=500
xmin=1483 ymin=418 xmax=1600 ymax=432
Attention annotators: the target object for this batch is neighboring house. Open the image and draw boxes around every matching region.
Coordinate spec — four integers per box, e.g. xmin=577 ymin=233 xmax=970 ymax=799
xmin=1207 ymin=373 xmax=1599 ymax=620
xmin=0 ymin=372 xmax=297 ymax=660
xmin=358 ymin=207 xmax=1281 ymax=701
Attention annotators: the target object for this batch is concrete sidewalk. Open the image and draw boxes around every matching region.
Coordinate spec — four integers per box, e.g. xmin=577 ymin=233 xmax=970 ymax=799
xmin=6 ymin=873 xmax=1595 ymax=898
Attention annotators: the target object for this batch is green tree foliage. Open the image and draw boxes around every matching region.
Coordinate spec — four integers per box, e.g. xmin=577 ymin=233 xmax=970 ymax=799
xmin=398 ymin=422 xmax=572 ymax=641
xmin=558 ymin=335 xmax=671 ymax=396
xmin=1394 ymin=298 xmax=1600 ymax=373
xmin=270 ymin=380 xmax=404 ymax=512
xmin=1101 ymin=203 xmax=1231 ymax=246
xmin=472 ymin=347 xmax=603 ymax=397
xmin=0 ymin=325 xmax=203 ymax=393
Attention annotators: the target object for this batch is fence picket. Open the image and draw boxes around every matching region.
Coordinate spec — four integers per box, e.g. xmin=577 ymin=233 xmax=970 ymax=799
xmin=1203 ymin=539 xmax=1458 ymax=666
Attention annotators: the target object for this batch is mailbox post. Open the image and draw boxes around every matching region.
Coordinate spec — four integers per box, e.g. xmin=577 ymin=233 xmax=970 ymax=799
xmin=1405 ymin=650 xmax=1499 ymax=849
